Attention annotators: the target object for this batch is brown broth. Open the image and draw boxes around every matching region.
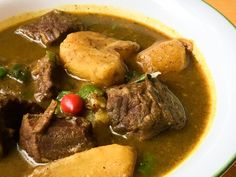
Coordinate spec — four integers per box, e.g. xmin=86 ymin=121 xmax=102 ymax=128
xmin=0 ymin=13 xmax=211 ymax=177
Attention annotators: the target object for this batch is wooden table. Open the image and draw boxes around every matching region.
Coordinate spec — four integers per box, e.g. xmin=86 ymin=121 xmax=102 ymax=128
xmin=205 ymin=1 xmax=236 ymax=177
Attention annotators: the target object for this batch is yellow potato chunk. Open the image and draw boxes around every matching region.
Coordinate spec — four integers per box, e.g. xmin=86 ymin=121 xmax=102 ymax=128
xmin=60 ymin=31 xmax=139 ymax=86
xmin=136 ymin=39 xmax=193 ymax=74
xmin=28 ymin=144 xmax=137 ymax=177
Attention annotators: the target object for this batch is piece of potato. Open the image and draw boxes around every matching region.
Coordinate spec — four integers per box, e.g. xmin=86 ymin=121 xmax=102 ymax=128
xmin=28 ymin=144 xmax=137 ymax=177
xmin=60 ymin=31 xmax=139 ymax=86
xmin=136 ymin=39 xmax=193 ymax=74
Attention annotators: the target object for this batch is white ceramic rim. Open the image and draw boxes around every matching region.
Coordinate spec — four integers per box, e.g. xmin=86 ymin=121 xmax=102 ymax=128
xmin=0 ymin=0 xmax=236 ymax=177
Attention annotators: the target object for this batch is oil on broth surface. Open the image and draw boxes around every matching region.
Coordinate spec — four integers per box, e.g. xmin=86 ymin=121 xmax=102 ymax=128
xmin=0 ymin=13 xmax=211 ymax=177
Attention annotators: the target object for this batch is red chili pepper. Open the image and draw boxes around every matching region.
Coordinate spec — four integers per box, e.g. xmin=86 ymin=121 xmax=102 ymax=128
xmin=60 ymin=93 xmax=83 ymax=115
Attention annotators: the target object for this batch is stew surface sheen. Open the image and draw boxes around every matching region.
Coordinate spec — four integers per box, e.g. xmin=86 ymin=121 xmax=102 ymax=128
xmin=0 ymin=12 xmax=212 ymax=177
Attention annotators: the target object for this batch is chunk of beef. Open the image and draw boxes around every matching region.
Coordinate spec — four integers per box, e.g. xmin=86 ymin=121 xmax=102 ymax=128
xmin=15 ymin=10 xmax=84 ymax=47
xmin=136 ymin=39 xmax=193 ymax=74
xmin=106 ymin=78 xmax=186 ymax=141
xmin=19 ymin=100 xmax=95 ymax=162
xmin=0 ymin=139 xmax=3 ymax=158
xmin=0 ymin=118 xmax=5 ymax=158
xmin=0 ymin=93 xmax=42 ymax=157
xmin=0 ymin=126 xmax=12 ymax=159
xmin=0 ymin=94 xmax=42 ymax=133
xmin=60 ymin=31 xmax=140 ymax=86
xmin=32 ymin=54 xmax=55 ymax=102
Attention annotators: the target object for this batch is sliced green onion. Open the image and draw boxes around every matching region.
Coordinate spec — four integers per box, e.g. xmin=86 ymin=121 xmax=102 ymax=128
xmin=125 ymin=70 xmax=142 ymax=82
xmin=56 ymin=91 xmax=72 ymax=101
xmin=46 ymin=50 xmax=57 ymax=64
xmin=8 ymin=64 xmax=31 ymax=84
xmin=77 ymin=84 xmax=104 ymax=100
xmin=0 ymin=66 xmax=7 ymax=79
xmin=133 ymin=74 xmax=146 ymax=83
xmin=138 ymin=152 xmax=156 ymax=176
xmin=55 ymin=102 xmax=62 ymax=114
xmin=133 ymin=72 xmax=161 ymax=83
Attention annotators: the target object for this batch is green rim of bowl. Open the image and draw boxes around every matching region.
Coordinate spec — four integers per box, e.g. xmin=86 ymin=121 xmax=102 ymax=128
xmin=201 ymin=0 xmax=236 ymax=176
xmin=212 ymin=152 xmax=236 ymax=177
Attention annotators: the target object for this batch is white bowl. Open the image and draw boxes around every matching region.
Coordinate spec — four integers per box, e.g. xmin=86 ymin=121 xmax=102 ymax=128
xmin=0 ymin=0 xmax=236 ymax=177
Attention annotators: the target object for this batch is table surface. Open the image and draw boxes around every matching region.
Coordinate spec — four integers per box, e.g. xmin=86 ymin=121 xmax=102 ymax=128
xmin=204 ymin=0 xmax=236 ymax=177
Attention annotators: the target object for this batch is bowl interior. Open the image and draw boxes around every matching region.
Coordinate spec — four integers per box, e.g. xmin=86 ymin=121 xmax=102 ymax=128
xmin=0 ymin=0 xmax=236 ymax=177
